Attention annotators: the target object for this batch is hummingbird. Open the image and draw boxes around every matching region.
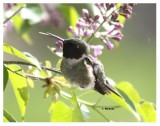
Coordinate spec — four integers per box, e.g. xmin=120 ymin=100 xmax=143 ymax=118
xmin=39 ymin=32 xmax=123 ymax=98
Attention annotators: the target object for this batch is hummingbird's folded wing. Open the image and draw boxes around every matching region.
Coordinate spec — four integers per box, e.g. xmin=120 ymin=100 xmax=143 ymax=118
xmin=84 ymin=56 xmax=123 ymax=99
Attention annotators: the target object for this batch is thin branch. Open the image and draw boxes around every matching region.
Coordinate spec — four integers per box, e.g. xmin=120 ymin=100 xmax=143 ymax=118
xmin=6 ymin=67 xmax=25 ymax=78
xmin=4 ymin=61 xmax=62 ymax=74
xmin=6 ymin=66 xmax=46 ymax=81
xmin=3 ymin=6 xmax=25 ymax=24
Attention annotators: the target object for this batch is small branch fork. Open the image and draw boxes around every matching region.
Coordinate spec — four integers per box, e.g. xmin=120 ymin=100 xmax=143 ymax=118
xmin=4 ymin=60 xmax=61 ymax=74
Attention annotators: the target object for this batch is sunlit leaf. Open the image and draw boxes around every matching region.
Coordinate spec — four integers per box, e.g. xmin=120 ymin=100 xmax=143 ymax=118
xmin=72 ymin=92 xmax=84 ymax=121
xmin=116 ymin=3 xmax=126 ymax=24
xmin=23 ymin=52 xmax=41 ymax=70
xmin=3 ymin=109 xmax=16 ymax=122
xmin=45 ymin=60 xmax=52 ymax=76
xmin=106 ymin=82 xmax=141 ymax=121
xmin=118 ymin=15 xmax=126 ymax=24
xmin=106 ymin=92 xmax=140 ymax=121
xmin=3 ymin=43 xmax=41 ymax=70
xmin=58 ymin=4 xmax=79 ymax=27
xmin=116 ymin=82 xmax=141 ymax=105
xmin=137 ymin=101 xmax=156 ymax=122
xmin=58 ymin=4 xmax=79 ymax=37
xmin=3 ymin=65 xmax=8 ymax=91
xmin=16 ymin=3 xmax=26 ymax=8
xmin=56 ymin=59 xmax=62 ymax=69
xmin=3 ymin=117 xmax=8 ymax=122
xmin=26 ymin=78 xmax=34 ymax=88
xmin=79 ymin=103 xmax=90 ymax=120
xmin=12 ymin=12 xmax=32 ymax=44
xmin=50 ymin=101 xmax=84 ymax=122
xmin=7 ymin=64 xmax=29 ymax=121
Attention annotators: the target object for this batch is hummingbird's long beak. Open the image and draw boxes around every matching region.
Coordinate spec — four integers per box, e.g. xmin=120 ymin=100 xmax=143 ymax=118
xmin=39 ymin=32 xmax=64 ymax=42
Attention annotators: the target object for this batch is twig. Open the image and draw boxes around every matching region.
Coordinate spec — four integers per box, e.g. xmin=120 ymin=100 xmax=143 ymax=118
xmin=4 ymin=61 xmax=62 ymax=74
xmin=3 ymin=6 xmax=25 ymax=24
xmin=6 ymin=66 xmax=46 ymax=81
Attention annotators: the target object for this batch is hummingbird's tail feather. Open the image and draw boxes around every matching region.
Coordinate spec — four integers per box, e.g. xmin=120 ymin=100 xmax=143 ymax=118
xmin=84 ymin=56 xmax=124 ymax=99
xmin=94 ymin=80 xmax=124 ymax=99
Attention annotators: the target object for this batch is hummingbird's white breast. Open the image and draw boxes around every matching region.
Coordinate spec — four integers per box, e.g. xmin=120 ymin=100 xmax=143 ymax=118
xmin=60 ymin=55 xmax=95 ymax=90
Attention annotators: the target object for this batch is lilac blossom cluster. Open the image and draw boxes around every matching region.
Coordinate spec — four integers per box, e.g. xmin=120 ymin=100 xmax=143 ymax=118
xmin=67 ymin=3 xmax=135 ymax=57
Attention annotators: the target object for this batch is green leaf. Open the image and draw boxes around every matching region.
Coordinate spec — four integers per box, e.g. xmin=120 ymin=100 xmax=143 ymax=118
xmin=106 ymin=91 xmax=140 ymax=121
xmin=79 ymin=103 xmax=90 ymax=120
xmin=58 ymin=4 xmax=79 ymax=27
xmin=106 ymin=82 xmax=141 ymax=121
xmin=3 ymin=65 xmax=8 ymax=91
xmin=71 ymin=92 xmax=85 ymax=120
xmin=12 ymin=12 xmax=32 ymax=44
xmin=23 ymin=52 xmax=41 ymax=70
xmin=7 ymin=65 xmax=29 ymax=121
xmin=59 ymin=4 xmax=79 ymax=37
xmin=3 ymin=117 xmax=8 ymax=122
xmin=3 ymin=109 xmax=16 ymax=122
xmin=118 ymin=15 xmax=126 ymax=24
xmin=3 ymin=43 xmax=41 ymax=70
xmin=137 ymin=102 xmax=156 ymax=122
xmin=21 ymin=4 xmax=44 ymax=24
xmin=116 ymin=82 xmax=141 ymax=105
xmin=116 ymin=3 xmax=126 ymax=24
xmin=50 ymin=101 xmax=84 ymax=122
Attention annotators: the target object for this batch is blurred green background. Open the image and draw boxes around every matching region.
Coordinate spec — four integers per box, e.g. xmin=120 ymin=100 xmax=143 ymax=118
xmin=3 ymin=4 xmax=156 ymax=122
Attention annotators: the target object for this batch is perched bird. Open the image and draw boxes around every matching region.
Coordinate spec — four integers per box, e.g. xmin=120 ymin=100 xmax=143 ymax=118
xmin=39 ymin=32 xmax=123 ymax=98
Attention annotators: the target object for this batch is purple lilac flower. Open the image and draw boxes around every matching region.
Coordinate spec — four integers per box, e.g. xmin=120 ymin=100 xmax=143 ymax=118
xmin=90 ymin=45 xmax=104 ymax=57
xmin=67 ymin=3 xmax=135 ymax=57
xmin=49 ymin=39 xmax=63 ymax=57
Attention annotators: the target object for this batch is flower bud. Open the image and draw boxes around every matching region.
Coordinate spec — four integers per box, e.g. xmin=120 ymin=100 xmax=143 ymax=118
xmin=68 ymin=26 xmax=78 ymax=37
xmin=82 ymin=9 xmax=89 ymax=18
xmin=76 ymin=21 xmax=83 ymax=29
xmin=105 ymin=41 xmax=114 ymax=50
xmin=95 ymin=3 xmax=101 ymax=10
xmin=84 ymin=30 xmax=93 ymax=37
xmin=92 ymin=23 xmax=99 ymax=31
xmin=68 ymin=26 xmax=74 ymax=33
xmin=112 ymin=32 xmax=123 ymax=41
xmin=103 ymin=15 xmax=107 ymax=21
xmin=110 ymin=22 xmax=124 ymax=30
xmin=111 ymin=12 xmax=119 ymax=21
xmin=90 ymin=45 xmax=104 ymax=57
xmin=93 ymin=15 xmax=99 ymax=22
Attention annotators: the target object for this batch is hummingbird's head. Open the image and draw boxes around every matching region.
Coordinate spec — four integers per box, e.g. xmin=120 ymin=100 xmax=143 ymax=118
xmin=63 ymin=38 xmax=90 ymax=59
xmin=39 ymin=32 xmax=90 ymax=59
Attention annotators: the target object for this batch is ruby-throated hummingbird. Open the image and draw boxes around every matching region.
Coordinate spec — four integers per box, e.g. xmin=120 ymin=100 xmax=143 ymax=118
xmin=39 ymin=32 xmax=123 ymax=98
